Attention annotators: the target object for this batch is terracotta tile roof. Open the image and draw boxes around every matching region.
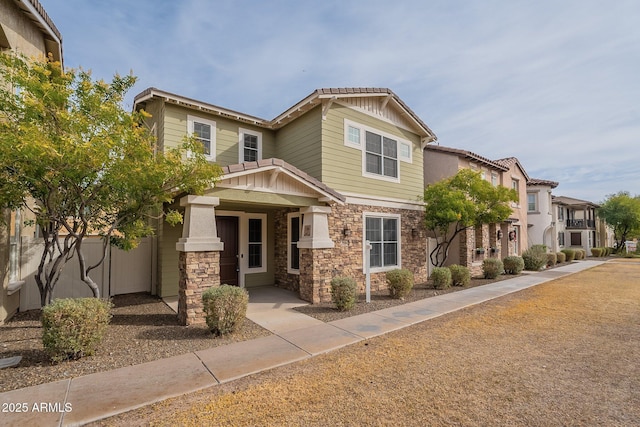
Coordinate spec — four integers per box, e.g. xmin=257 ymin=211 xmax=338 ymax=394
xmin=219 ymin=158 xmax=346 ymax=204
xmin=424 ymin=145 xmax=508 ymax=171
xmin=552 ymin=195 xmax=599 ymax=207
xmin=494 ymin=156 xmax=530 ymax=182
xmin=528 ymin=178 xmax=559 ymax=188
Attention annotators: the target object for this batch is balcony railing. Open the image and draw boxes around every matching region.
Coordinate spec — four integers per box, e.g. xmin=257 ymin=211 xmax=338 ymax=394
xmin=566 ymin=219 xmax=595 ymax=229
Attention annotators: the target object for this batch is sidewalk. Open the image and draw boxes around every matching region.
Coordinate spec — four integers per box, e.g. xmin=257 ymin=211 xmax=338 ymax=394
xmin=0 ymin=261 xmax=603 ymax=426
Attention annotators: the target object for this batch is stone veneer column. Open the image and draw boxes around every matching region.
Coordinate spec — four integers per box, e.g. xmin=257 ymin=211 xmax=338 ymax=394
xmin=175 ymin=195 xmax=224 ymax=326
xmin=297 ymin=206 xmax=335 ymax=304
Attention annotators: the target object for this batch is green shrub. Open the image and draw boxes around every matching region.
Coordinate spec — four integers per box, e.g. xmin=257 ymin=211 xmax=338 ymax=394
xmin=574 ymin=249 xmax=584 ymax=260
xmin=546 ymin=252 xmax=557 ymax=267
xmin=431 ymin=267 xmax=452 ymax=290
xmin=590 ymin=247 xmax=602 ymax=257
xmin=561 ymin=248 xmax=576 ymax=262
xmin=482 ymin=258 xmax=503 ymax=279
xmin=522 ymin=245 xmax=548 ymax=271
xmin=42 ymin=298 xmax=113 ymax=363
xmin=448 ymin=265 xmax=471 ymax=287
xmin=556 ymin=251 xmax=566 ymax=263
xmin=386 ymin=269 xmax=414 ymax=299
xmin=330 ymin=276 xmax=358 ymax=311
xmin=202 ymin=285 xmax=249 ymax=335
xmin=503 ymin=256 xmax=524 ymax=275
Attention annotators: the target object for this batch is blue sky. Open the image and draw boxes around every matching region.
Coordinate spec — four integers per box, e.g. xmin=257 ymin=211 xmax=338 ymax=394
xmin=43 ymin=0 xmax=640 ymax=203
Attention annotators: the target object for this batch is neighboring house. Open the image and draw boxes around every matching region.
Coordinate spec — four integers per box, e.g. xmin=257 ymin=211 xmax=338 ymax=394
xmin=423 ymin=145 xmax=530 ymax=276
xmin=552 ymin=195 xmax=600 ymax=255
xmin=0 ymin=0 xmax=62 ymax=324
xmin=133 ymin=87 xmax=438 ymax=325
xmin=526 ymin=178 xmax=559 ymax=251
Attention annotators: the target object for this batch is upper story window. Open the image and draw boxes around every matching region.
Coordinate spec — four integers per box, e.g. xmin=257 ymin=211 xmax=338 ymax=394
xmin=527 ymin=193 xmax=537 ymax=212
xmin=187 ymin=115 xmax=216 ymax=160
xmin=239 ymin=128 xmax=262 ymax=163
xmin=365 ymin=131 xmax=398 ymax=179
xmin=557 ymin=206 xmax=565 ymax=220
xmin=491 ymin=173 xmax=498 ymax=187
xmin=344 ymin=119 xmax=411 ymax=183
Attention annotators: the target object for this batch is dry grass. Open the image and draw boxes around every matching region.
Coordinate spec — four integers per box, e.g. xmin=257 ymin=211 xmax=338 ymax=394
xmin=96 ymin=260 xmax=640 ymax=426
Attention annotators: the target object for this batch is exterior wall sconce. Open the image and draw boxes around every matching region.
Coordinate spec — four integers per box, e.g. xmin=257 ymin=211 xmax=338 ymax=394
xmin=343 ymin=226 xmax=351 ymax=237
xmin=497 ymin=230 xmax=503 ymax=240
xmin=412 ymin=228 xmax=419 ymax=239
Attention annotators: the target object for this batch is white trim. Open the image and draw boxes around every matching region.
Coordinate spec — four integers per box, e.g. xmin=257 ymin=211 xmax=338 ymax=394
xmin=287 ymin=212 xmax=301 ymax=275
xmin=341 ymin=192 xmax=425 ymax=210
xmin=343 ymin=119 xmax=362 ymax=149
xmin=335 ymin=100 xmax=422 ymax=136
xmin=238 ymin=128 xmax=262 ymax=163
xmin=187 ymin=115 xmax=216 ymax=161
xmin=399 ymin=141 xmax=412 ymax=163
xmin=362 ymin=212 xmax=402 ymax=273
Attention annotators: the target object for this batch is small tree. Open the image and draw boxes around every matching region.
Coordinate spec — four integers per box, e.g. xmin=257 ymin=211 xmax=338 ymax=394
xmin=0 ymin=53 xmax=221 ymax=306
xmin=598 ymin=191 xmax=640 ymax=251
xmin=423 ymin=169 xmax=517 ymax=266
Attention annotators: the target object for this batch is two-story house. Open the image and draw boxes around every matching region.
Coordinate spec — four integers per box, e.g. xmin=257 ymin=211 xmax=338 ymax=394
xmin=423 ymin=145 xmax=530 ymax=276
xmin=133 ymin=87 xmax=437 ymax=325
xmin=0 ymin=0 xmax=63 ymax=324
xmin=526 ymin=178 xmax=559 ymax=251
xmin=552 ymin=195 xmax=599 ymax=255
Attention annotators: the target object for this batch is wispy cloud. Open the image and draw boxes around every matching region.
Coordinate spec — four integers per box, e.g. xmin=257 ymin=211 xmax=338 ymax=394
xmin=45 ymin=0 xmax=640 ymax=201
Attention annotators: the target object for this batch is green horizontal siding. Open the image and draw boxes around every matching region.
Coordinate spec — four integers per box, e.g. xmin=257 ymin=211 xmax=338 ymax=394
xmin=274 ymin=107 xmax=322 ymax=180
xmin=321 ymin=103 xmax=424 ymax=201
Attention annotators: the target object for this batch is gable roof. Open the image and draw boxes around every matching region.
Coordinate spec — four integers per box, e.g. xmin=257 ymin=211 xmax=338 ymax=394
xmin=528 ymin=178 xmax=559 ymax=188
xmin=219 ymin=158 xmax=345 ymax=205
xmin=424 ymin=145 xmax=508 ymax=171
xmin=494 ymin=157 xmax=531 ymax=182
xmin=134 ymin=87 xmax=436 ymax=142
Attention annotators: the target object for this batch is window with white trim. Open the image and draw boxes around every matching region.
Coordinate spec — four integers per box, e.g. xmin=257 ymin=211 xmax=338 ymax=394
xmin=187 ymin=115 xmax=216 ymax=160
xmin=399 ymin=141 xmax=412 ymax=163
xmin=527 ymin=193 xmax=537 ymax=212
xmin=287 ymin=213 xmax=301 ymax=273
xmin=364 ymin=214 xmax=400 ymax=270
xmin=558 ymin=232 xmax=565 ymax=246
xmin=365 ymin=131 xmax=398 ymax=179
xmin=491 ymin=172 xmax=498 ymax=187
xmin=346 ymin=125 xmax=361 ymax=147
xmin=239 ymin=128 xmax=262 ymax=162
xmin=247 ymin=217 xmax=264 ymax=270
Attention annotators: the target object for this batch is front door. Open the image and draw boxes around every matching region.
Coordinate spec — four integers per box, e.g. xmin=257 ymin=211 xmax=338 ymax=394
xmin=216 ymin=216 xmax=239 ymax=286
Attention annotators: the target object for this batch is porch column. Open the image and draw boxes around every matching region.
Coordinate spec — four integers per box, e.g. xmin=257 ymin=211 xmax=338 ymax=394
xmin=176 ymin=195 xmax=224 ymax=326
xmin=297 ymin=206 xmax=335 ymax=303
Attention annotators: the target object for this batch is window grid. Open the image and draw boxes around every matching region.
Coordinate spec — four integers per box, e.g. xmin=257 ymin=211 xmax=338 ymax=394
xmin=366 ymin=216 xmax=399 ymax=268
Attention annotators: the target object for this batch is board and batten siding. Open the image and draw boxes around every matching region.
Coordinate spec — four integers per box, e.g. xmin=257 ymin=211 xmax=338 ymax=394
xmin=274 ymin=106 xmax=323 ymax=180
xmin=162 ymin=104 xmax=276 ymax=167
xmin=321 ymin=103 xmax=424 ymax=201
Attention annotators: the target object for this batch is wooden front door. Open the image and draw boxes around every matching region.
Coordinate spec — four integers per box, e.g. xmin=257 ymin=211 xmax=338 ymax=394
xmin=216 ymin=216 xmax=239 ymax=286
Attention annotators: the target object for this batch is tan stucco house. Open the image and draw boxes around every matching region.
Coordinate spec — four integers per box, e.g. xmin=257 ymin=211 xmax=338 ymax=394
xmin=0 ymin=0 xmax=62 ymax=324
xmin=423 ymin=145 xmax=530 ymax=276
xmin=133 ymin=87 xmax=438 ymax=324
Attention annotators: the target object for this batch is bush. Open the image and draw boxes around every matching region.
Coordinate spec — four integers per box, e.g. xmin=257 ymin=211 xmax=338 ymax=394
xmin=431 ymin=267 xmax=452 ymax=290
xmin=482 ymin=258 xmax=503 ymax=279
xmin=574 ymin=249 xmax=585 ymax=260
xmin=590 ymin=247 xmax=603 ymax=257
xmin=556 ymin=251 xmax=566 ymax=263
xmin=546 ymin=252 xmax=557 ymax=267
xmin=42 ymin=298 xmax=113 ymax=363
xmin=448 ymin=265 xmax=471 ymax=287
xmin=561 ymin=248 xmax=576 ymax=262
xmin=330 ymin=277 xmax=358 ymax=311
xmin=503 ymin=256 xmax=524 ymax=275
xmin=522 ymin=246 xmax=548 ymax=271
xmin=386 ymin=269 xmax=414 ymax=299
xmin=202 ymin=285 xmax=249 ymax=335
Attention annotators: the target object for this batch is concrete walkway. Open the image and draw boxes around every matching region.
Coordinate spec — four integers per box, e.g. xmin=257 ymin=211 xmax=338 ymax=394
xmin=0 ymin=261 xmax=603 ymax=426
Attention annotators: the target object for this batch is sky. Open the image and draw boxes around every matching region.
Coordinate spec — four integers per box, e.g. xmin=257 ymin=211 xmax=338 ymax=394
xmin=42 ymin=0 xmax=640 ymax=203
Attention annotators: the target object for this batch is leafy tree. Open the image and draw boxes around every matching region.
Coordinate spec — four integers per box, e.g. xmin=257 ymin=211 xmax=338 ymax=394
xmin=0 ymin=53 xmax=221 ymax=306
xmin=423 ymin=168 xmax=517 ymax=267
xmin=598 ymin=191 xmax=640 ymax=251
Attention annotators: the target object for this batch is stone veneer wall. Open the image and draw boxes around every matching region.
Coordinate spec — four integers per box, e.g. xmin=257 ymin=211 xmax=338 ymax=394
xmin=177 ymin=251 xmax=220 ymax=326
xmin=274 ymin=203 xmax=427 ymax=304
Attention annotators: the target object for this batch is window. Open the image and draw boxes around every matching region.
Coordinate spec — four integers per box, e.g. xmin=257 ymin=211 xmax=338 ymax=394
xmin=399 ymin=142 xmax=412 ymax=163
xmin=365 ymin=214 xmax=400 ymax=270
xmin=288 ymin=213 xmax=301 ymax=273
xmin=558 ymin=232 xmax=565 ymax=246
xmin=527 ymin=193 xmax=537 ymax=212
xmin=239 ymin=128 xmax=262 ymax=162
xmin=511 ymin=179 xmax=519 ymax=192
xmin=347 ymin=125 xmax=361 ymax=147
xmin=571 ymin=232 xmax=582 ymax=246
xmin=187 ymin=115 xmax=216 ymax=160
xmin=248 ymin=218 xmax=263 ymax=269
xmin=557 ymin=206 xmax=565 ymax=221
xmin=366 ymin=131 xmax=398 ymax=178
xmin=491 ymin=173 xmax=498 ymax=187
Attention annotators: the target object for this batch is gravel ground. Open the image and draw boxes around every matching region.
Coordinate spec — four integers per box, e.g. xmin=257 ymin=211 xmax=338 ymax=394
xmin=0 ymin=293 xmax=271 ymax=393
xmin=95 ymin=260 xmax=640 ymax=426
